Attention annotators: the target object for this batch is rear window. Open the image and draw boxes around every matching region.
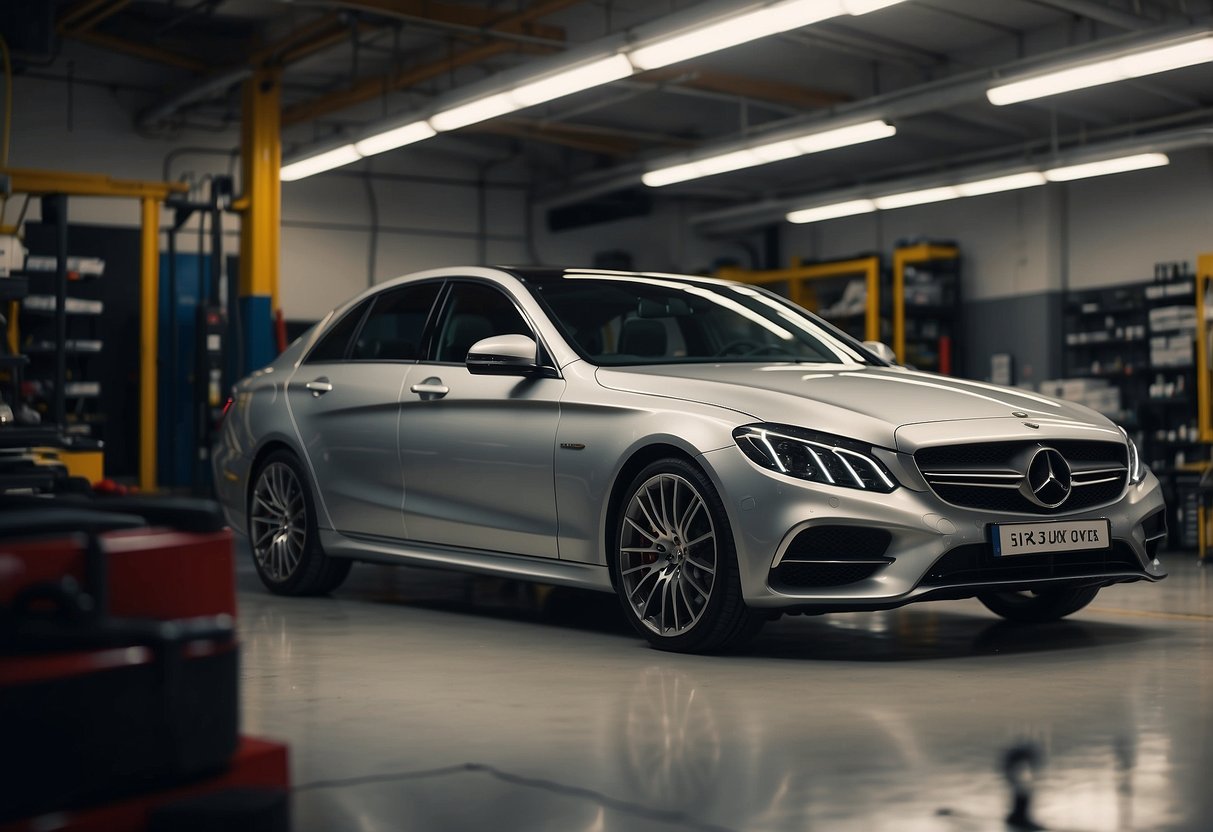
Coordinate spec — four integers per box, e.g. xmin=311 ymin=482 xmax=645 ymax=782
xmin=305 ymin=299 xmax=371 ymax=363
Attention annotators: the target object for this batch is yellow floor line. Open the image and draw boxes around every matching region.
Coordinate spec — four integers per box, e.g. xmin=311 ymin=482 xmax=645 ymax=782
xmin=1089 ymin=606 xmax=1213 ymax=622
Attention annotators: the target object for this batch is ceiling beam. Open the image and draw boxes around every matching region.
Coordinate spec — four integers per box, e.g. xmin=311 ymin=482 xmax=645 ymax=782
xmin=283 ymin=41 xmax=526 ymax=126
xmin=139 ymin=13 xmax=375 ymax=125
xmin=57 ymin=0 xmax=130 ymax=36
xmin=1019 ymin=0 xmax=1157 ymax=30
xmin=249 ymin=12 xmax=349 ymax=67
xmin=281 ymin=1 xmax=577 ymax=127
xmin=330 ymin=0 xmax=568 ymax=44
xmin=72 ymin=29 xmax=209 ymax=71
xmin=471 ymin=118 xmax=691 ymax=157
xmin=643 ymin=67 xmax=849 ymax=111
xmin=782 ymin=27 xmax=945 ymax=70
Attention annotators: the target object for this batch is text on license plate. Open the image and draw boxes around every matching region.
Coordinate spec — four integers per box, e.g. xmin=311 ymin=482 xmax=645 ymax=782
xmin=991 ymin=519 xmax=1111 ymax=557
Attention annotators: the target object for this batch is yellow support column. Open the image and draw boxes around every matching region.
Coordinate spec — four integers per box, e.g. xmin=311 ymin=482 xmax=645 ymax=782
xmin=238 ymin=68 xmax=282 ymax=372
xmin=1197 ymin=253 xmax=1213 ymax=443
xmin=139 ymin=195 xmax=159 ymax=491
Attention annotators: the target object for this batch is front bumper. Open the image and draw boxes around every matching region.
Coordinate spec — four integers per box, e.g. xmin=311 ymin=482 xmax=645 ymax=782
xmin=699 ymin=445 xmax=1167 ymax=611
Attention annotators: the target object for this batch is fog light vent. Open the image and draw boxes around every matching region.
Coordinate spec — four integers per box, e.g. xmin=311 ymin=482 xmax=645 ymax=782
xmin=782 ymin=525 xmax=892 ymax=561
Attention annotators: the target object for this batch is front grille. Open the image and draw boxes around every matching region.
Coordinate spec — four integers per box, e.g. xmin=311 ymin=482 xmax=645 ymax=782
xmin=919 ymin=541 xmax=1145 ymax=587
xmin=774 ymin=561 xmax=886 ymax=588
xmin=916 ymin=440 xmax=1128 ymax=515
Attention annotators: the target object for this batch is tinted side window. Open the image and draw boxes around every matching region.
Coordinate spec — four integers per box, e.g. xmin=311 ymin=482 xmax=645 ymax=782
xmin=350 ymin=282 xmax=441 ymax=361
xmin=305 ymin=299 xmax=370 ymax=363
xmin=433 ymin=283 xmax=533 ymax=363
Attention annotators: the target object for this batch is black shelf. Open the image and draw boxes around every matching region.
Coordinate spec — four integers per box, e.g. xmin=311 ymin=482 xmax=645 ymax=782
xmin=1063 ymin=367 xmax=1150 ymax=379
xmin=0 ymin=425 xmax=63 ymax=449
xmin=0 ymin=276 xmax=29 ymax=301
xmin=1066 ymin=304 xmax=1143 ymax=317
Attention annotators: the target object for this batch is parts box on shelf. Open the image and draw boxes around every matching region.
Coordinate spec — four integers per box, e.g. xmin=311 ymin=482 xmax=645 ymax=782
xmin=893 ymin=242 xmax=961 ymax=376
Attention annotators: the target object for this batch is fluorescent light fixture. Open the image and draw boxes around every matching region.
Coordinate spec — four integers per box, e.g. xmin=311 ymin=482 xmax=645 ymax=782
xmin=874 ymin=186 xmax=960 ymax=209
xmin=512 ymin=55 xmax=633 ymax=107
xmin=955 ymin=171 xmax=1047 ymax=196
xmin=353 ymin=121 xmax=436 ymax=157
xmin=1044 ymin=152 xmax=1169 ymax=181
xmin=783 ymin=152 xmax=1171 ymax=224
xmin=689 ymin=149 xmax=763 ymax=178
xmin=787 ymin=199 xmax=877 ymax=223
xmin=642 ymin=163 xmax=701 ymax=188
xmin=280 ymin=144 xmax=361 ymax=182
xmin=796 ymin=120 xmax=897 ymax=153
xmin=430 ymin=92 xmax=518 ymax=132
xmin=628 ymin=0 xmax=845 ymax=71
xmin=432 ymin=56 xmax=633 ymax=133
xmin=843 ymin=0 xmax=908 ymax=12
xmin=643 ymin=120 xmax=897 ymax=187
xmin=750 ymin=139 xmax=804 ymax=163
xmin=988 ymin=35 xmax=1213 ymax=105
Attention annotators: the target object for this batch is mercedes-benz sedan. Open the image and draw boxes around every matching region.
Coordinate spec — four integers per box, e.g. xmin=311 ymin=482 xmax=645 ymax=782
xmin=213 ymin=267 xmax=1166 ymax=652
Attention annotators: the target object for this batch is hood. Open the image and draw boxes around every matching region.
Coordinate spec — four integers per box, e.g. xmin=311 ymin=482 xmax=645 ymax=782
xmin=595 ymin=363 xmax=1110 ymax=449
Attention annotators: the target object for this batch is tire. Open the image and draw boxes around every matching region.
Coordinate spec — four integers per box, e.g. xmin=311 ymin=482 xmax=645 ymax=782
xmin=977 ymin=585 xmax=1100 ymax=623
xmin=610 ymin=457 xmax=763 ymax=653
xmin=248 ymin=449 xmax=351 ymax=596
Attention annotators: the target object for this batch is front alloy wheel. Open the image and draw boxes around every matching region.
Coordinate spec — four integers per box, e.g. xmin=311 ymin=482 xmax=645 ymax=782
xmin=248 ymin=450 xmax=351 ymax=596
xmin=614 ymin=458 xmax=762 ymax=652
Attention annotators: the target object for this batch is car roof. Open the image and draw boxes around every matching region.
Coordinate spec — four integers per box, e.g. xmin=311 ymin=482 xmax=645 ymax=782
xmin=498 ymin=266 xmax=738 ymax=287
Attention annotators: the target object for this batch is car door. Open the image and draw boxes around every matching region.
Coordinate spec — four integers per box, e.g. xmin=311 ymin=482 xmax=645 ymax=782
xmin=398 ymin=280 xmax=564 ymax=558
xmin=288 ymin=281 xmax=441 ymax=539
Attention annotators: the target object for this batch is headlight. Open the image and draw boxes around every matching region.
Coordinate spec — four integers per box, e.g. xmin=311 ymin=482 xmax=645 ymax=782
xmin=1119 ymin=426 xmax=1146 ymax=484
xmin=733 ymin=423 xmax=898 ymax=492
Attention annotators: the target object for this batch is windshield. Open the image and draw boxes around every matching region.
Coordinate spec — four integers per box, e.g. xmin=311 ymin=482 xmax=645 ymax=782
xmin=526 ymin=272 xmax=883 ymax=367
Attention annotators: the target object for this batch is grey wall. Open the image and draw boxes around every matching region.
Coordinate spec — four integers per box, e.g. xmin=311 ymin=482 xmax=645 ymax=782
xmin=962 ymin=292 xmax=1064 ymax=385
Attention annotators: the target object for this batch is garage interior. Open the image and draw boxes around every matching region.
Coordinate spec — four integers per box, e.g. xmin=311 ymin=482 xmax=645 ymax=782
xmin=2 ymin=0 xmax=1213 ymax=829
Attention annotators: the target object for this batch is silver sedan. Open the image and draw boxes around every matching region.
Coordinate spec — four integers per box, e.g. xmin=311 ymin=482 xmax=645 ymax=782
xmin=212 ymin=267 xmax=1166 ymax=652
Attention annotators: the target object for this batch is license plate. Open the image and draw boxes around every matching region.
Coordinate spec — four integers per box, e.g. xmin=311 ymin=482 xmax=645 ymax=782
xmin=990 ymin=519 xmax=1111 ymax=557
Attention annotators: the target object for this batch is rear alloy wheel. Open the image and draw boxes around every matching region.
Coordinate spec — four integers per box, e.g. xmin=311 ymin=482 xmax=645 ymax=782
xmin=978 ymin=585 xmax=1100 ymax=623
xmin=614 ymin=458 xmax=762 ymax=653
xmin=249 ymin=450 xmax=351 ymax=596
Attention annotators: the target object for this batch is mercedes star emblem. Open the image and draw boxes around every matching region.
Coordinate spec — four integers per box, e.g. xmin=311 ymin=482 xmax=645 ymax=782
xmin=1020 ymin=447 xmax=1072 ymax=509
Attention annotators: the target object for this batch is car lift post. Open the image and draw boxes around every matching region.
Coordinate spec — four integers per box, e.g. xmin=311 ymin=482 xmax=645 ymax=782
xmin=234 ymin=66 xmax=281 ymax=376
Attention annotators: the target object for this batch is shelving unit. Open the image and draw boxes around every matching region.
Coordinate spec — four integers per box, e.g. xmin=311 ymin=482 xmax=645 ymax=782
xmin=0 ymin=274 xmax=32 ymax=430
xmin=718 ymin=255 xmax=883 ymax=343
xmin=1060 ymin=283 xmax=1148 ymax=429
xmin=1061 ymin=269 xmax=1205 ymax=549
xmin=892 ymin=242 xmax=961 ymax=375
xmin=17 ymin=227 xmax=107 ymax=444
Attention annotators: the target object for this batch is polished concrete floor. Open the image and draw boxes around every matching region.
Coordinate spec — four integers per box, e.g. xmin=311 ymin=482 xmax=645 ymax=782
xmin=235 ymin=543 xmax=1213 ymax=832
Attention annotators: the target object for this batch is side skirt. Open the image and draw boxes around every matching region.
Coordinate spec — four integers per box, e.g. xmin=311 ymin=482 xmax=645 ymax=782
xmin=319 ymin=530 xmax=615 ymax=593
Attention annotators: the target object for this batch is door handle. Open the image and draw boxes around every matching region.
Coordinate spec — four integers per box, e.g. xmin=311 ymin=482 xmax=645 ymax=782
xmin=410 ymin=379 xmax=449 ymax=400
xmin=305 ymin=378 xmax=333 ymax=397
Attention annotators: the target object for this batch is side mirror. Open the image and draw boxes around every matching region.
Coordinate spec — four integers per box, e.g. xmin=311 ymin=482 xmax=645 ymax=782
xmin=467 ymin=334 xmax=541 ymax=376
xmin=862 ymin=340 xmax=898 ymax=364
